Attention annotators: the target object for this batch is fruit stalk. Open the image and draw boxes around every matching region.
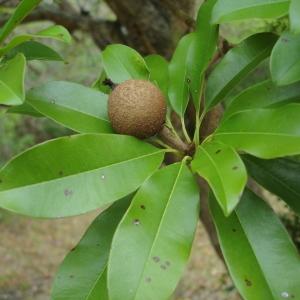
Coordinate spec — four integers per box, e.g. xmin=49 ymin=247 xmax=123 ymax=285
xmin=157 ymin=125 xmax=195 ymax=156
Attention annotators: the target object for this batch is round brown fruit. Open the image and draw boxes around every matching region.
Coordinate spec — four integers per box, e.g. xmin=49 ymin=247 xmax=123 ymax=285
xmin=107 ymin=79 xmax=167 ymax=139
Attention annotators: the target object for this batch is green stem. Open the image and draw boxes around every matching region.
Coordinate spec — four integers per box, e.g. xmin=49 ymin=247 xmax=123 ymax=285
xmin=193 ymin=73 xmax=205 ymax=146
xmin=181 ymin=116 xmax=191 ymax=143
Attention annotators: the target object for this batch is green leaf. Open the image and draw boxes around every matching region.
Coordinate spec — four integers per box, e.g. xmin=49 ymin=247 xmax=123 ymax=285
xmin=213 ymin=104 xmax=300 ymax=159
xmin=186 ymin=0 xmax=219 ymax=110
xmin=108 ymin=162 xmax=199 ymax=300
xmin=1 ymin=41 xmax=65 ymax=63
xmin=290 ymin=0 xmax=300 ymax=35
xmin=191 ymin=141 xmax=247 ymax=216
xmin=92 ymin=69 xmax=110 ymax=95
xmin=241 ymin=154 xmax=300 ymax=217
xmin=270 ymin=30 xmax=300 ymax=85
xmin=0 ymin=0 xmax=43 ymax=44
xmin=168 ymin=33 xmax=194 ymax=117
xmin=222 ymin=79 xmax=300 ymax=124
xmin=0 ymin=134 xmax=165 ymax=218
xmin=25 ymin=81 xmax=115 ymax=134
xmin=211 ymin=0 xmax=290 ymax=24
xmin=6 ymin=101 xmax=44 ymax=118
xmin=0 ymin=25 xmax=71 ymax=57
xmin=101 ymin=44 xmax=150 ymax=83
xmin=0 ymin=53 xmax=25 ymax=105
xmin=205 ymin=33 xmax=278 ymax=112
xmin=144 ymin=54 xmax=169 ymax=106
xmin=209 ymin=188 xmax=300 ymax=299
xmin=51 ymin=195 xmax=132 ymax=300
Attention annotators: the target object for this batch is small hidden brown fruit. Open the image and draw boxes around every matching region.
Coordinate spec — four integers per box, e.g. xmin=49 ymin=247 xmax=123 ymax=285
xmin=107 ymin=79 xmax=167 ymax=139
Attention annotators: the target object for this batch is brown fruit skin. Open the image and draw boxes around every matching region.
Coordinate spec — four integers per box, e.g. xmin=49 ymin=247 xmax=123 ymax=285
xmin=107 ymin=79 xmax=167 ymax=139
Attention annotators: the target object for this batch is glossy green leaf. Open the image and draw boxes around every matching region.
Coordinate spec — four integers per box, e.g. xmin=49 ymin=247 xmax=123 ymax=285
xmin=210 ymin=188 xmax=300 ymax=299
xmin=108 ymin=162 xmax=199 ymax=300
xmin=92 ymin=69 xmax=110 ymax=95
xmin=186 ymin=0 xmax=219 ymax=110
xmin=1 ymin=41 xmax=65 ymax=63
xmin=213 ymin=104 xmax=300 ymax=159
xmin=205 ymin=33 xmax=278 ymax=112
xmin=25 ymin=81 xmax=114 ymax=134
xmin=0 ymin=25 xmax=71 ymax=57
xmin=168 ymin=33 xmax=194 ymax=117
xmin=144 ymin=54 xmax=169 ymax=105
xmin=270 ymin=30 xmax=300 ymax=85
xmin=6 ymin=101 xmax=44 ymax=118
xmin=101 ymin=44 xmax=150 ymax=83
xmin=191 ymin=141 xmax=246 ymax=216
xmin=290 ymin=0 xmax=300 ymax=35
xmin=0 ymin=0 xmax=43 ymax=44
xmin=0 ymin=134 xmax=165 ymax=218
xmin=211 ymin=0 xmax=290 ymax=24
xmin=242 ymin=154 xmax=300 ymax=217
xmin=222 ymin=79 xmax=300 ymax=124
xmin=51 ymin=195 xmax=132 ymax=300
xmin=0 ymin=53 xmax=25 ymax=105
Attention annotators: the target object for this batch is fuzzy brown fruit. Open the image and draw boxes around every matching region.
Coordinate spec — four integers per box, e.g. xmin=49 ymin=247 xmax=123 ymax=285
xmin=107 ymin=79 xmax=167 ymax=139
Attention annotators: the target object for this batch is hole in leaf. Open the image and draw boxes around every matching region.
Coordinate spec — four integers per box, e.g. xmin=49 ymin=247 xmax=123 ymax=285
xmin=245 ymin=279 xmax=252 ymax=286
xmin=133 ymin=219 xmax=140 ymax=226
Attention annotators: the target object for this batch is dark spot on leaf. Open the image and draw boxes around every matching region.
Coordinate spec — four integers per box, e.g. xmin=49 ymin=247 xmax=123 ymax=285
xmin=58 ymin=33 xmax=64 ymax=37
xmin=64 ymin=189 xmax=69 ymax=196
xmin=59 ymin=171 xmax=63 ymax=176
xmin=245 ymin=279 xmax=252 ymax=286
xmin=282 ymin=38 xmax=290 ymax=42
xmin=70 ymin=191 xmax=73 ymax=195
xmin=0 ymin=179 xmax=2 ymax=183
xmin=291 ymin=295 xmax=294 ymax=298
xmin=267 ymin=87 xmax=270 ymax=90
xmin=215 ymin=149 xmax=221 ymax=154
xmin=153 ymin=256 xmax=159 ymax=262
xmin=161 ymin=265 xmax=166 ymax=270
xmin=232 ymin=228 xmax=236 ymax=232
xmin=96 ymin=244 xmax=99 ymax=246
xmin=141 ymin=205 xmax=146 ymax=210
xmin=166 ymin=261 xmax=170 ymax=266
xmin=133 ymin=219 xmax=140 ymax=226
xmin=70 ymin=275 xmax=74 ymax=278
xmin=232 ymin=166 xmax=238 ymax=170
xmin=187 ymin=78 xmax=191 ymax=82
xmin=58 ymin=276 xmax=60 ymax=279
xmin=146 ymin=277 xmax=151 ymax=282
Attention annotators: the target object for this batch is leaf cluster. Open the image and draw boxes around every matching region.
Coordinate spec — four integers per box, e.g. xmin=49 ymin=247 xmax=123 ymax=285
xmin=1 ymin=0 xmax=300 ymax=299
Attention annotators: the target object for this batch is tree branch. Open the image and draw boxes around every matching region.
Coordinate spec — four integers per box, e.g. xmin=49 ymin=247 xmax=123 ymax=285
xmin=0 ymin=2 xmax=126 ymax=49
xmin=158 ymin=0 xmax=196 ymax=29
